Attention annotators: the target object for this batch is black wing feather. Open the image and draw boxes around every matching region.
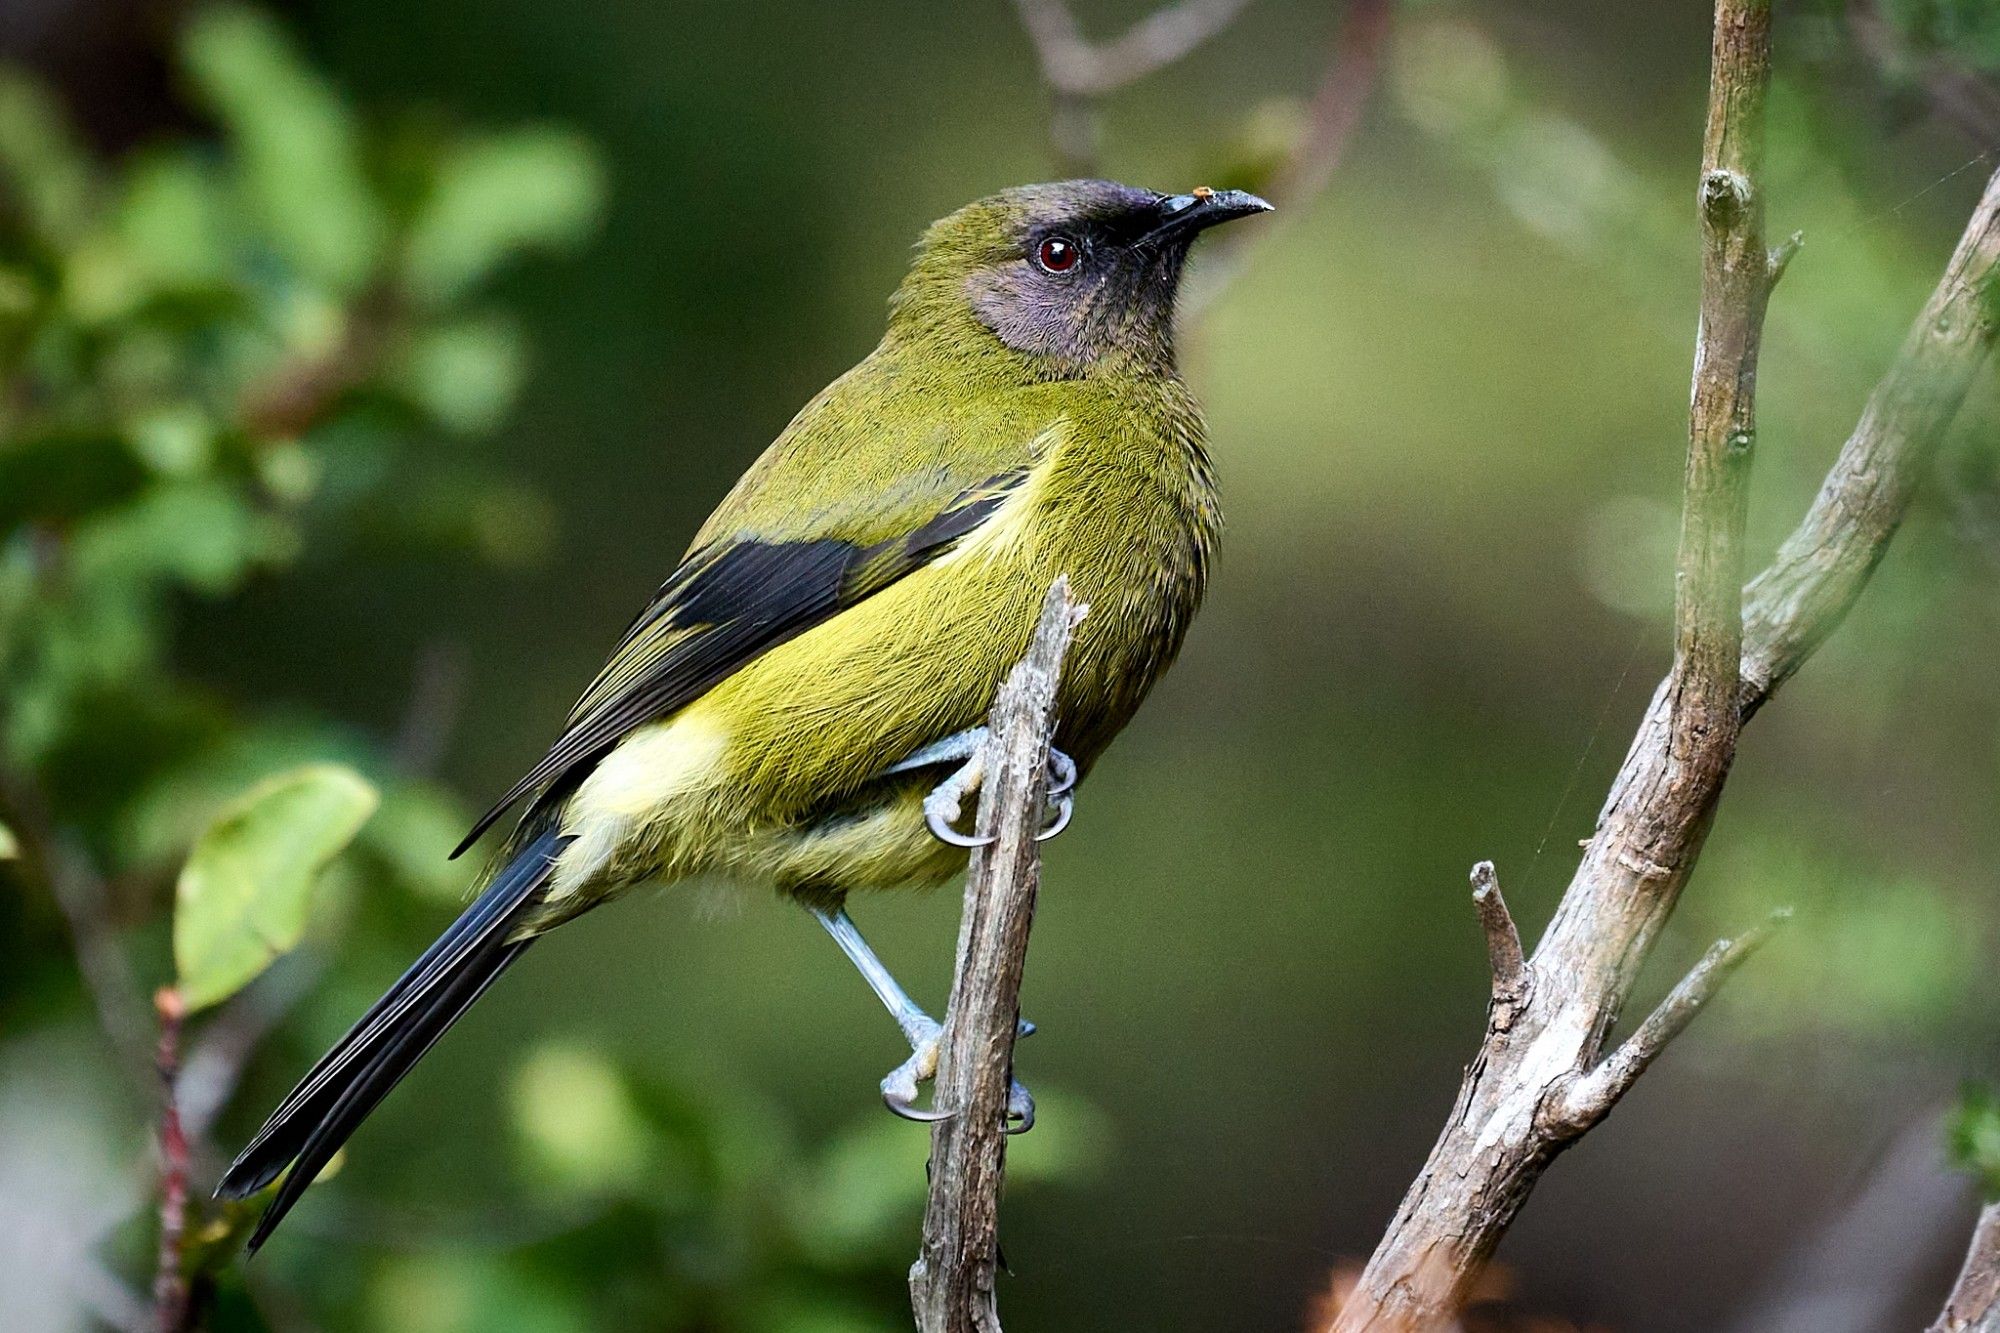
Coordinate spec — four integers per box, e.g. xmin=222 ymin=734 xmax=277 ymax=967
xmin=451 ymin=472 xmax=1024 ymax=857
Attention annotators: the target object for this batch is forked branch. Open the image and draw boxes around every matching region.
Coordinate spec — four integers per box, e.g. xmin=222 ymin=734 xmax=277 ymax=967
xmin=1325 ymin=0 xmax=2000 ymax=1325
xmin=1540 ymin=909 xmax=1786 ymax=1136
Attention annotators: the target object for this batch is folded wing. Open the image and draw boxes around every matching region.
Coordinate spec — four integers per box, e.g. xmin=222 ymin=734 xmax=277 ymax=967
xmin=452 ymin=465 xmax=1032 ymax=856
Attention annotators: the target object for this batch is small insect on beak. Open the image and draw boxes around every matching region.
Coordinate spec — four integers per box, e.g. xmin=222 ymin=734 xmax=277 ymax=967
xmin=1141 ymin=187 xmax=1275 ymax=244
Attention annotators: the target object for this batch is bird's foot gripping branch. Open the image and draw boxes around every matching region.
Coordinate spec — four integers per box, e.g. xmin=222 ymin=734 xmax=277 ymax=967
xmin=909 ymin=578 xmax=1086 ymax=1333
xmin=886 ymin=725 xmax=1082 ymax=849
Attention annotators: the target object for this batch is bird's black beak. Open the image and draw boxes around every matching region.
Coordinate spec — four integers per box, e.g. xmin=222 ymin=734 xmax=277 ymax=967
xmin=1141 ymin=187 xmax=1274 ymax=244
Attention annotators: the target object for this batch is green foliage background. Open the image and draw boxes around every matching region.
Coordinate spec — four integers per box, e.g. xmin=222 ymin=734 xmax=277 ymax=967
xmin=2 ymin=1 xmax=1998 ymax=1329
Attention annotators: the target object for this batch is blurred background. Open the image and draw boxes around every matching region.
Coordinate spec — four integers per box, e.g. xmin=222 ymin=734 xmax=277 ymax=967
xmin=3 ymin=0 xmax=1999 ymax=1329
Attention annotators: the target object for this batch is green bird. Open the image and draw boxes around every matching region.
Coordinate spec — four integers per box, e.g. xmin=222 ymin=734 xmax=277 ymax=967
xmin=219 ymin=179 xmax=1270 ymax=1249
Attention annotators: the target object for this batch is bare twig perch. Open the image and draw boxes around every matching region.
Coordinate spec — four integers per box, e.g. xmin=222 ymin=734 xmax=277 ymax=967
xmin=1934 ymin=1204 xmax=2000 ymax=1333
xmin=1011 ymin=0 xmax=1254 ymax=171
xmin=0 ymin=770 xmax=155 ymax=1093
xmin=910 ymin=579 xmax=1085 ymax=1333
xmin=1326 ymin=0 xmax=2000 ymax=1325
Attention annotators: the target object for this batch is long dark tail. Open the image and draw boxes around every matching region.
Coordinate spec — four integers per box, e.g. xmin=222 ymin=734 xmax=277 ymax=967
xmin=217 ymin=830 xmax=568 ymax=1253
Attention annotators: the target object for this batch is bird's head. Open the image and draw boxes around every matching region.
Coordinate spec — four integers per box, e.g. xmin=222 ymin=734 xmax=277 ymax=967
xmin=890 ymin=179 xmax=1272 ymax=375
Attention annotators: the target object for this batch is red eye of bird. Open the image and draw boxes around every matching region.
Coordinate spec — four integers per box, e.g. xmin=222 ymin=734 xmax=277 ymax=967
xmin=1036 ymin=235 xmax=1080 ymax=273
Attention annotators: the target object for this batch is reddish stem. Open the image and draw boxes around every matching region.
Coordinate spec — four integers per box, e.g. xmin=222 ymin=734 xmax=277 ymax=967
xmin=153 ymin=987 xmax=192 ymax=1333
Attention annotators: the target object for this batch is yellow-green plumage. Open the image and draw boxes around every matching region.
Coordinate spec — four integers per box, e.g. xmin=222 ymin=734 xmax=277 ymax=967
xmin=221 ymin=180 xmax=1266 ymax=1249
xmin=547 ymin=371 xmax=1215 ymax=917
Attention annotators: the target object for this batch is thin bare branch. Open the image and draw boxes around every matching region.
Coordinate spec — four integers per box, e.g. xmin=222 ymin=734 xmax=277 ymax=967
xmin=178 ymin=958 xmax=324 ymax=1143
xmin=909 ymin=580 xmax=1085 ymax=1333
xmin=1741 ymin=165 xmax=2000 ymax=708
xmin=1729 ymin=1104 xmax=1969 ymax=1333
xmin=1542 ymin=910 xmax=1787 ymax=1135
xmin=1851 ymin=1 xmax=2000 ymax=151
xmin=1010 ymin=0 xmax=1255 ymax=97
xmin=389 ymin=639 xmax=466 ymax=777
xmin=1011 ymin=0 xmax=1257 ymax=172
xmin=1934 ymin=1203 xmax=2000 ymax=1333
xmin=1671 ymin=0 xmax=1776 ymax=810
xmin=1768 ymin=229 xmax=1805 ymax=284
xmin=153 ymin=987 xmax=194 ymax=1333
xmin=1322 ymin=3 xmax=2000 ymax=1325
xmin=1010 ymin=0 xmax=1388 ymax=300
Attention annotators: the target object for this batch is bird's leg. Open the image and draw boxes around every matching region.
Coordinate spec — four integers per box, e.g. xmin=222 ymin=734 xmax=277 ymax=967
xmin=812 ymin=905 xmax=1036 ymax=1132
xmin=812 ymin=905 xmax=941 ymax=1083
xmin=885 ymin=726 xmax=1079 ymax=847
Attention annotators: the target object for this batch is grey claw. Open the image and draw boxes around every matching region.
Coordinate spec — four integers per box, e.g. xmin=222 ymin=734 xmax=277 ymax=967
xmin=883 ymin=1027 xmax=948 ymax=1122
xmin=1004 ymin=1079 xmax=1036 ymax=1134
xmin=883 ymin=1060 xmax=952 ymax=1122
xmin=1046 ymin=748 xmax=1077 ymax=798
xmin=883 ymin=1090 xmax=955 ymax=1123
xmin=925 ymin=795 xmax=994 ymax=848
xmin=922 ymin=764 xmax=994 ymax=848
xmin=920 ymin=744 xmax=1073 ymax=847
xmin=1034 ymin=792 xmax=1074 ymax=842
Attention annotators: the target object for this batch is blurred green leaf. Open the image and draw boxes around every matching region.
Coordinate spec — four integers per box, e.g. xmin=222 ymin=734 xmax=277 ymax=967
xmin=180 ymin=1183 xmax=281 ymax=1278
xmin=126 ymin=404 xmax=216 ymax=478
xmin=1390 ymin=15 xmax=1511 ymax=139
xmin=69 ymin=479 xmax=279 ymax=595
xmin=60 ymin=232 xmax=142 ymax=324
xmin=404 ymin=128 xmax=605 ymax=305
xmin=116 ymin=153 xmax=231 ymax=292
xmin=0 ymin=263 xmax=37 ymax=349
xmin=173 ymin=762 xmax=378 ymax=1010
xmin=362 ymin=467 xmax=555 ymax=567
xmin=1200 ymin=98 xmax=1307 ymax=200
xmin=181 ymin=5 xmax=386 ymax=292
xmin=395 ymin=316 xmax=525 ymax=434
xmin=255 ymin=438 xmax=323 ymax=505
xmin=785 ymin=1111 xmax=926 ymax=1264
xmin=361 ymin=779 xmax=474 ymax=902
xmin=509 ymin=1041 xmax=658 ymax=1198
xmin=1950 ymin=1083 xmax=2000 ymax=1199
xmin=117 ymin=718 xmax=360 ymax=868
xmin=1710 ymin=838 xmax=1981 ymax=1040
xmin=0 ymin=819 xmax=16 ymax=860
xmin=1578 ymin=493 xmax=1679 ymax=618
xmin=0 ymin=71 xmax=94 ymax=244
xmin=368 ymin=1250 xmax=590 ymax=1333
xmin=1881 ymin=0 xmax=2000 ymax=69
